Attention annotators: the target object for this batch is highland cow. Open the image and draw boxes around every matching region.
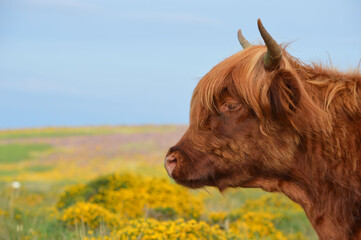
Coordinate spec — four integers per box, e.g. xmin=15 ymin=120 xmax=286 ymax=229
xmin=164 ymin=19 xmax=361 ymax=239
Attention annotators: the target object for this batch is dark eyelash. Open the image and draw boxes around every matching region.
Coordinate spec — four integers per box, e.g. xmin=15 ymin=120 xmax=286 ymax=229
xmin=225 ymin=103 xmax=241 ymax=111
xmin=227 ymin=103 xmax=238 ymax=110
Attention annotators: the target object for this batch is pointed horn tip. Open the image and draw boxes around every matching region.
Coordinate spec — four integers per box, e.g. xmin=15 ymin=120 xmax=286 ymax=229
xmin=237 ymin=29 xmax=243 ymax=39
xmin=237 ymin=29 xmax=251 ymax=49
xmin=257 ymin=18 xmax=262 ymax=26
xmin=237 ymin=29 xmax=243 ymax=41
xmin=256 ymin=18 xmax=282 ymax=71
xmin=257 ymin=18 xmax=265 ymax=32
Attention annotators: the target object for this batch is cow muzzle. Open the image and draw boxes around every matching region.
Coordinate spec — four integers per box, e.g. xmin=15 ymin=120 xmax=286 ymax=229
xmin=164 ymin=152 xmax=178 ymax=177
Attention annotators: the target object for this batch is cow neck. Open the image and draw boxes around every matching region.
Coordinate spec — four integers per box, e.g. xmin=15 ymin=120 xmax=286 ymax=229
xmin=241 ymin=138 xmax=361 ymax=240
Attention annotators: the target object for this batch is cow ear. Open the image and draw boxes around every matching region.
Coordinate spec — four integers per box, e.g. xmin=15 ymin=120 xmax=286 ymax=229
xmin=267 ymin=69 xmax=301 ymax=122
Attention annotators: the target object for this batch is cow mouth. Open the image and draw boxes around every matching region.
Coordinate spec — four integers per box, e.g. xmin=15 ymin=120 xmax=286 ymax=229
xmin=173 ymin=175 xmax=217 ymax=189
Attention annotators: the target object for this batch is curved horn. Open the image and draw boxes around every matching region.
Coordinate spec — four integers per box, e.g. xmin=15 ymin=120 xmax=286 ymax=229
xmin=237 ymin=29 xmax=251 ymax=49
xmin=257 ymin=19 xmax=282 ymax=71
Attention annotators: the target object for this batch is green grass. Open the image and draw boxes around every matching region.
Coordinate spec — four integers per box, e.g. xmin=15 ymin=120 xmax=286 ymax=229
xmin=0 ymin=182 xmax=78 ymax=240
xmin=0 ymin=144 xmax=52 ymax=164
xmin=0 ymin=170 xmax=19 ymax=177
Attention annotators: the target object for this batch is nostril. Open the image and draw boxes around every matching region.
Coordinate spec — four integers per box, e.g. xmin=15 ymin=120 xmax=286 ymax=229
xmin=165 ymin=154 xmax=177 ymax=177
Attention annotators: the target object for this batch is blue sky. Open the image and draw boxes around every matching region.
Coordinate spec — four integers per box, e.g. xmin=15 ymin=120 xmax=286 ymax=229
xmin=1 ymin=0 xmax=360 ymax=129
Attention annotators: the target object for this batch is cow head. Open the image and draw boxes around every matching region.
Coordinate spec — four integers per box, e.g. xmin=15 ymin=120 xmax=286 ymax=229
xmin=165 ymin=19 xmax=323 ymax=191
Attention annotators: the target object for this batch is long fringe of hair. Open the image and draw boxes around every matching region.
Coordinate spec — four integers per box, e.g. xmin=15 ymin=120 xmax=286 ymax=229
xmin=190 ymin=45 xmax=361 ymax=136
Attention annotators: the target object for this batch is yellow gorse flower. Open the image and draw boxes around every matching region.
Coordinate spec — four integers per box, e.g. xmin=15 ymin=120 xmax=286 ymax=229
xmin=58 ymin=172 xmax=308 ymax=239
xmin=88 ymin=218 xmax=230 ymax=240
xmin=61 ymin=202 xmax=120 ymax=229
xmin=58 ymin=173 xmax=203 ymax=229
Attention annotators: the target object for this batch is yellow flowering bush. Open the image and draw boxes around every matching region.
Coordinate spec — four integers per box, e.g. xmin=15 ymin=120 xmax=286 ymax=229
xmin=58 ymin=172 xmax=203 ymax=229
xmin=229 ymin=211 xmax=287 ymax=239
xmin=105 ymin=176 xmax=202 ymax=220
xmin=137 ymin=178 xmax=202 ymax=219
xmin=85 ymin=218 xmax=233 ymax=240
xmin=209 ymin=211 xmax=227 ymax=224
xmin=57 ymin=173 xmax=141 ymax=210
xmin=61 ymin=202 xmax=121 ymax=229
xmin=82 ymin=217 xmax=307 ymax=240
xmin=57 ymin=183 xmax=87 ymax=209
xmin=58 ymin=173 xmax=308 ymax=238
xmin=207 ymin=194 xmax=308 ymax=240
xmin=227 ymin=194 xmax=300 ymax=222
xmin=241 ymin=194 xmax=302 ymax=213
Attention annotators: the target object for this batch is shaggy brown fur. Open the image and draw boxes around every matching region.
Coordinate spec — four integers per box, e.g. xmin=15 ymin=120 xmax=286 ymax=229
xmin=165 ymin=33 xmax=361 ymax=239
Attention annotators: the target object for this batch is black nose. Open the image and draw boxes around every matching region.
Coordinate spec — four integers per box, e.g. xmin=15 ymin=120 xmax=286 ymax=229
xmin=164 ymin=153 xmax=177 ymax=177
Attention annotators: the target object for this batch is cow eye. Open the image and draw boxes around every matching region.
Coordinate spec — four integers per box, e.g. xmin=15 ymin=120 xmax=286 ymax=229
xmin=226 ymin=103 xmax=240 ymax=110
xmin=220 ymin=101 xmax=241 ymax=112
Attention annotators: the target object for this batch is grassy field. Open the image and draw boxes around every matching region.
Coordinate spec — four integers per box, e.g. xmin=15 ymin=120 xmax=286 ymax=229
xmin=0 ymin=125 xmax=317 ymax=239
